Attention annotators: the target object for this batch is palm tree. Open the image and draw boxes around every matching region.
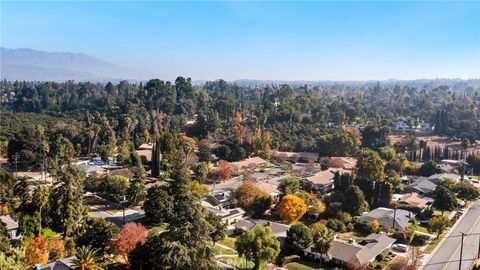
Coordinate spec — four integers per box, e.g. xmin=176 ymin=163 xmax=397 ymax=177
xmin=313 ymin=228 xmax=335 ymax=269
xmin=127 ymin=181 xmax=147 ymax=206
xmin=32 ymin=185 xmax=50 ymax=235
xmin=72 ymin=246 xmax=103 ymax=270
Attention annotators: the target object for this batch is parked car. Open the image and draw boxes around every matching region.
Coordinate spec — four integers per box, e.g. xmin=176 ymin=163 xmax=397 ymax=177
xmin=392 ymin=244 xmax=408 ymax=252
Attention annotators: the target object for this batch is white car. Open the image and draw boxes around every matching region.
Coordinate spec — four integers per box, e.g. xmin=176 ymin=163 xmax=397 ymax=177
xmin=392 ymin=244 xmax=408 ymax=252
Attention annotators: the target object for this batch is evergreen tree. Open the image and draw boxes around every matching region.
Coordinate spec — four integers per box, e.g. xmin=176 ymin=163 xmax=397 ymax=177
xmin=48 ymin=165 xmax=85 ymax=238
xmin=131 ymin=152 xmax=218 ymax=269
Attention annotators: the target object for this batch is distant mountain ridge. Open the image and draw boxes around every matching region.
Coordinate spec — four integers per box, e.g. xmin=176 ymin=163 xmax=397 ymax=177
xmin=0 ymin=47 xmax=152 ymax=82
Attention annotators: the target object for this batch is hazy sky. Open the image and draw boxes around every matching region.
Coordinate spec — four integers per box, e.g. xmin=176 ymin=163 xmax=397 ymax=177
xmin=1 ymin=1 xmax=479 ymax=81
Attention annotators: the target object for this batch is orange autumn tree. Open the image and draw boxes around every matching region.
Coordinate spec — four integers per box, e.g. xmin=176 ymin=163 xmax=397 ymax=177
xmin=235 ymin=181 xmax=263 ymax=211
xmin=277 ymin=194 xmax=307 ymax=224
xmin=110 ymin=222 xmax=148 ymax=263
xmin=26 ymin=235 xmax=49 ymax=266
xmin=216 ymin=160 xmax=232 ymax=181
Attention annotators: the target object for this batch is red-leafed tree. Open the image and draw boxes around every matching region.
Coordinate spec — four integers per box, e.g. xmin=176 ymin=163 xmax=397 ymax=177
xmin=110 ymin=222 xmax=148 ymax=263
xmin=216 ymin=160 xmax=232 ymax=181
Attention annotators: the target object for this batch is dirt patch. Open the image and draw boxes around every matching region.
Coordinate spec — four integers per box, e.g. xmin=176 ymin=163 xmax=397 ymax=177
xmin=389 ymin=134 xmax=480 ymax=152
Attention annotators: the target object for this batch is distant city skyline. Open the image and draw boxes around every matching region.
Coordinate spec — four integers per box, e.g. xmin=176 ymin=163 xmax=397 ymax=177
xmin=1 ymin=1 xmax=479 ymax=81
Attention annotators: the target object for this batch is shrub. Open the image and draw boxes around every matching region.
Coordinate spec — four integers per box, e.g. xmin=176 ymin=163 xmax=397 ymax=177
xmin=327 ymin=218 xmax=346 ymax=232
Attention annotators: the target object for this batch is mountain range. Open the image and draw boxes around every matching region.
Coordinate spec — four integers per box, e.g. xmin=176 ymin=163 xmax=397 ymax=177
xmin=0 ymin=47 xmax=152 ymax=82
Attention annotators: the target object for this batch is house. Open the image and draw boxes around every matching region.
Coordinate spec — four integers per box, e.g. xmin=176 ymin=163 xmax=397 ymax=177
xmin=255 ymin=182 xmax=280 ymax=201
xmin=206 ymin=190 xmax=234 ymax=208
xmin=270 ymin=151 xmax=319 ymax=163
xmin=136 ymin=143 xmax=153 ymax=162
xmin=303 ymin=168 xmax=346 ymax=192
xmin=0 ymin=214 xmax=20 ymax=239
xmin=360 ymin=207 xmax=414 ymax=230
xmin=427 ymin=173 xmax=461 ymax=183
xmin=396 ymin=192 xmax=432 ymax=212
xmin=403 ymin=178 xmax=437 ymax=196
xmin=37 ymin=256 xmax=76 ymax=270
xmin=205 ymin=206 xmax=246 ymax=226
xmin=304 ymin=233 xmax=396 ymax=266
xmin=233 ymin=219 xmax=290 ymax=241
xmin=231 ymin=157 xmax=268 ymax=171
xmin=329 ymin=157 xmax=357 ymax=171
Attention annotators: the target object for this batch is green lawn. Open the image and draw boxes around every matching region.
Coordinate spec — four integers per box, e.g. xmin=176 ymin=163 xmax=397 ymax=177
xmin=433 ymin=210 xmax=452 ymax=218
xmin=42 ymin=228 xmax=60 ymax=238
xmin=416 ymin=225 xmax=429 ymax=234
xmin=218 ymin=236 xmax=237 ymax=249
xmin=285 ymin=260 xmax=322 ymax=270
xmin=214 ymin=245 xmax=237 ymax=255
xmin=424 ymin=233 xmax=446 ymax=254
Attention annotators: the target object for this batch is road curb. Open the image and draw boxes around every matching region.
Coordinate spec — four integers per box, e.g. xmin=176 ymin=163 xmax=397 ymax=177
xmin=419 ymin=203 xmax=475 ymax=270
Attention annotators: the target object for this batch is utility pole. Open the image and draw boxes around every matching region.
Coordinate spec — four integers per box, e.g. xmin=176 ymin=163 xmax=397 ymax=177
xmin=459 ymin=232 xmax=465 ymax=270
xmin=392 ymin=207 xmax=397 ymax=230
xmin=13 ymin=153 xmax=19 ymax=178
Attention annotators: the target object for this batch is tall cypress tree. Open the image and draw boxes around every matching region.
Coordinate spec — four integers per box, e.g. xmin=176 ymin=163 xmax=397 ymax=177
xmin=151 ymin=139 xmax=161 ymax=178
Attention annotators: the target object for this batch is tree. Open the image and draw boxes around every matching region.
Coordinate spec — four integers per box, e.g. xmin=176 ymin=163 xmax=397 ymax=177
xmin=277 ymin=194 xmax=307 ymax=224
xmin=278 ymin=177 xmax=300 ymax=197
xmin=369 ymin=219 xmax=380 ymax=233
xmin=343 ymin=185 xmax=367 ymax=216
xmin=216 ymin=160 xmax=232 ymax=181
xmin=251 ymin=194 xmax=274 ymax=217
xmin=428 ymin=216 xmax=450 ymax=238
xmin=75 ymin=217 xmax=119 ymax=254
xmin=283 ymin=223 xmax=313 ymax=254
xmin=235 ymin=225 xmax=281 ymax=270
xmin=467 ymin=155 xmax=480 ymax=175
xmin=419 ymin=160 xmax=438 ymax=177
xmin=98 ymin=175 xmax=129 ymax=203
xmin=432 ymin=185 xmax=456 ymax=214
xmin=406 ymin=247 xmax=423 ymax=270
xmin=130 ymin=152 xmax=218 ymax=269
xmin=455 ymin=182 xmax=480 ymax=201
xmin=32 ymin=185 xmax=50 ymax=234
xmin=313 ymin=228 xmax=335 ymax=269
xmin=192 ymin=161 xmax=210 ymax=182
xmin=356 ymin=148 xmax=384 ymax=181
xmin=235 ymin=181 xmax=265 ymax=214
xmin=188 ymin=180 xmax=210 ymax=199
xmin=125 ymin=181 xmax=146 ymax=206
xmin=110 ymin=222 xmax=148 ymax=263
xmin=0 ymin=221 xmax=10 ymax=254
xmin=72 ymin=245 xmax=103 ymax=270
xmin=197 ymin=143 xmax=213 ymax=163
xmin=25 ymin=235 xmax=49 ymax=267
xmin=143 ymin=185 xmax=174 ymax=225
xmin=48 ymin=238 xmax=66 ymax=261
xmin=205 ymin=211 xmax=227 ymax=244
xmin=48 ymin=165 xmax=85 ymax=238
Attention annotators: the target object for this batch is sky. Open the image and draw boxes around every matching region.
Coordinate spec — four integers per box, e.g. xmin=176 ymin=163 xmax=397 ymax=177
xmin=1 ymin=1 xmax=480 ymax=81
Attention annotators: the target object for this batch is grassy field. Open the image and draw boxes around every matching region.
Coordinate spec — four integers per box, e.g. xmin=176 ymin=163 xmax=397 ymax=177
xmin=217 ymin=236 xmax=237 ymax=249
xmin=424 ymin=233 xmax=446 ymax=254
xmin=285 ymin=260 xmax=321 ymax=270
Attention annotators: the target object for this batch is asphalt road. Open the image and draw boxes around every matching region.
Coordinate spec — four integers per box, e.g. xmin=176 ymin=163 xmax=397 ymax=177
xmin=423 ymin=200 xmax=480 ymax=270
